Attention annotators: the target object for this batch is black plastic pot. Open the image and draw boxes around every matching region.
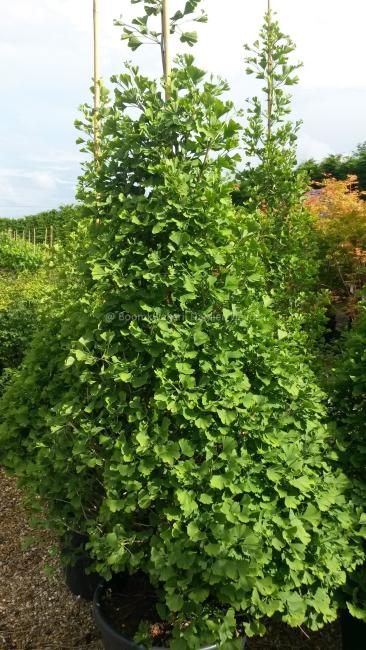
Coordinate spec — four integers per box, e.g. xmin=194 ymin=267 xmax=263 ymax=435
xmin=93 ymin=582 xmax=247 ymax=650
xmin=62 ymin=532 xmax=101 ymax=601
xmin=341 ymin=608 xmax=366 ymax=650
xmin=65 ymin=554 xmax=101 ymax=600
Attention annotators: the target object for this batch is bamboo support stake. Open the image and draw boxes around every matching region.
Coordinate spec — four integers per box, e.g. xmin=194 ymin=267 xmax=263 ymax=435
xmin=28 ymin=230 xmax=31 ymax=243
xmin=161 ymin=0 xmax=171 ymax=100
xmin=50 ymin=225 xmax=54 ymax=248
xmin=93 ymin=0 xmax=101 ymax=162
xmin=33 ymin=228 xmax=36 ymax=249
xmin=93 ymin=0 xmax=102 ymax=226
xmin=44 ymin=227 xmax=48 ymax=246
xmin=267 ymin=0 xmax=273 ymax=140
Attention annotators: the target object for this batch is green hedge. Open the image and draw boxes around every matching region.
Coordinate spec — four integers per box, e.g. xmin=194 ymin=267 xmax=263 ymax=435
xmin=0 ymin=234 xmax=46 ymax=273
xmin=0 ymin=236 xmax=54 ymax=386
xmin=0 ymin=204 xmax=82 ymax=244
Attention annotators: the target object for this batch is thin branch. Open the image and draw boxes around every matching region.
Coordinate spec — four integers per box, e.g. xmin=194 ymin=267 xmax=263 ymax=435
xmin=122 ymin=23 xmax=160 ymax=44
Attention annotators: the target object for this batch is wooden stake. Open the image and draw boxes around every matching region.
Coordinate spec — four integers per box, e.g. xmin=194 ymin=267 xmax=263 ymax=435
xmin=161 ymin=0 xmax=171 ymax=100
xmin=50 ymin=225 xmax=54 ymax=248
xmin=28 ymin=230 xmax=31 ymax=243
xmin=33 ymin=228 xmax=36 ymax=249
xmin=267 ymin=0 xmax=273 ymax=140
xmin=44 ymin=227 xmax=48 ymax=246
xmin=93 ymin=0 xmax=101 ymax=162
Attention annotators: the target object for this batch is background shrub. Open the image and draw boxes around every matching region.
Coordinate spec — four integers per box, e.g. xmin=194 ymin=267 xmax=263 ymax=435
xmin=330 ymin=305 xmax=366 ymax=622
xmin=0 ymin=204 xmax=82 ymax=245
xmin=305 ymin=176 xmax=366 ymax=323
xmin=299 ymin=142 xmax=366 ymax=195
xmin=0 ymin=236 xmax=53 ymax=387
xmin=0 ymin=234 xmax=46 ymax=273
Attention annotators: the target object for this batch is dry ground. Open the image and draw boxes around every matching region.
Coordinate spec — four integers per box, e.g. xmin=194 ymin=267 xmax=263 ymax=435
xmin=0 ymin=469 xmax=102 ymax=650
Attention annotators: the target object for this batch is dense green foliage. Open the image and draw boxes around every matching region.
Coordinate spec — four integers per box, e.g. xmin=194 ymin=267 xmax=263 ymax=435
xmin=0 ymin=234 xmax=46 ymax=272
xmin=0 ymin=236 xmax=53 ymax=387
xmin=1 ymin=10 xmax=365 ymax=647
xmin=235 ymin=14 xmax=324 ymax=344
xmin=298 ymin=142 xmax=366 ymax=194
xmin=332 ymin=305 xmax=366 ymax=504
xmin=330 ymin=305 xmax=366 ymax=622
xmin=0 ymin=204 xmax=81 ymax=244
xmin=0 ymin=272 xmax=49 ymax=375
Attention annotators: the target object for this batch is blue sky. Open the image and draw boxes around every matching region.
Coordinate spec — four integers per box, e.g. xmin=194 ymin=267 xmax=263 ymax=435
xmin=1 ymin=0 xmax=366 ymax=217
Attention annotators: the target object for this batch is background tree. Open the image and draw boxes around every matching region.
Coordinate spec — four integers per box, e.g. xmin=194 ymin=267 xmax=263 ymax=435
xmin=306 ymin=175 xmax=366 ymax=322
xmin=299 ymin=142 xmax=366 ymax=195
xmin=238 ymin=8 xmax=324 ymax=343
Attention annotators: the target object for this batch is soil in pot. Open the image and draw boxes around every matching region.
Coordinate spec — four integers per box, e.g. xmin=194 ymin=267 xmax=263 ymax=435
xmin=340 ymin=608 xmax=366 ymax=650
xmin=97 ymin=572 xmax=245 ymax=649
xmin=100 ymin=572 xmax=171 ymax=646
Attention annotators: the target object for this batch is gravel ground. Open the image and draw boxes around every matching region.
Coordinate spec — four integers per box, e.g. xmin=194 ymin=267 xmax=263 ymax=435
xmin=0 ymin=469 xmax=102 ymax=650
xmin=0 ymin=468 xmax=341 ymax=650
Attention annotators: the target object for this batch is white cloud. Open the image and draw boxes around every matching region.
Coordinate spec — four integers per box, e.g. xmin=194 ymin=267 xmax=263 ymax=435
xmin=0 ymin=168 xmax=76 ymax=216
xmin=0 ymin=177 xmax=17 ymax=207
xmin=297 ymin=134 xmax=334 ymax=162
xmin=29 ymin=172 xmax=57 ymax=191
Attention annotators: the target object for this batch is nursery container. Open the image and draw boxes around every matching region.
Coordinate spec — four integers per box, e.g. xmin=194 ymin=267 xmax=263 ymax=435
xmin=341 ymin=608 xmax=366 ymax=650
xmin=62 ymin=532 xmax=101 ymax=601
xmin=93 ymin=582 xmax=247 ymax=650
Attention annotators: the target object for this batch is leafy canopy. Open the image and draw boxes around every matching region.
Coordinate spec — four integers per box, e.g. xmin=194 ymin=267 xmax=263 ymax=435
xmin=306 ymin=175 xmax=366 ymax=318
xmin=116 ymin=0 xmax=207 ymax=52
xmin=330 ymin=305 xmax=366 ymax=622
xmin=237 ymin=10 xmax=324 ymax=343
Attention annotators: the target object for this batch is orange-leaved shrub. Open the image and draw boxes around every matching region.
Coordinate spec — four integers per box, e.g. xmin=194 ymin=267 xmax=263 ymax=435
xmin=305 ymin=175 xmax=366 ymax=320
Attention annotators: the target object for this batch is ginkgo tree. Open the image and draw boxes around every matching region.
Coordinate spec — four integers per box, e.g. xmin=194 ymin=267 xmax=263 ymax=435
xmin=0 ymin=3 xmax=365 ymax=649
xmin=237 ymin=7 xmax=323 ymax=343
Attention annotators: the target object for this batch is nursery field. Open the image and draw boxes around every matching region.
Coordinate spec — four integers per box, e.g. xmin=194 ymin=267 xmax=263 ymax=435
xmin=1 ymin=1 xmax=366 ymax=649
